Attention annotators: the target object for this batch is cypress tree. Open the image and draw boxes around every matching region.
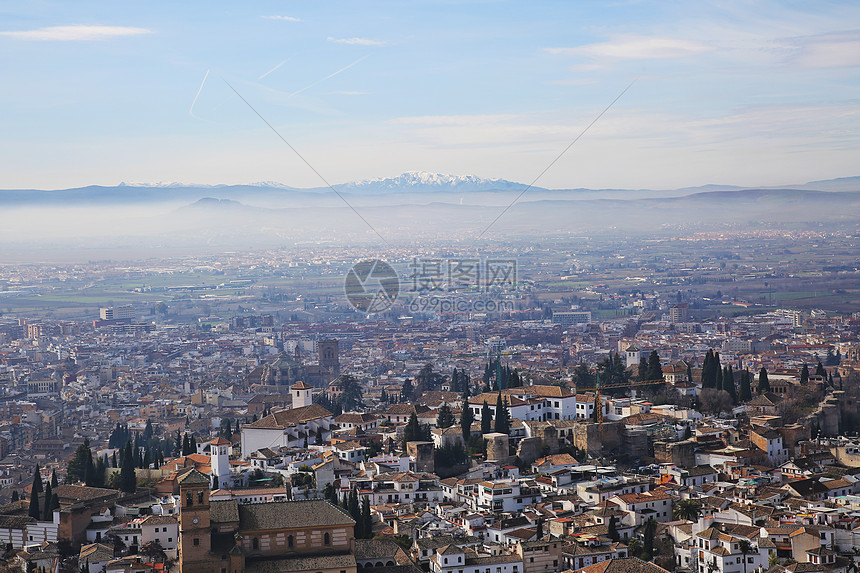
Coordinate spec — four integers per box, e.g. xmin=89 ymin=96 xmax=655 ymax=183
xmin=724 ymin=365 xmax=737 ymax=403
xmin=11 ymin=490 xmax=18 ymax=502
xmin=480 ymin=401 xmax=492 ymax=435
xmin=800 ymin=364 xmax=809 ymax=385
xmin=646 ymin=350 xmax=664 ymax=382
xmin=757 ymin=367 xmax=770 ymax=394
xmin=50 ymin=470 xmax=58 ymax=489
xmin=494 ymin=395 xmax=511 ymax=435
xmin=42 ymin=483 xmax=53 ymax=521
xmin=738 ymin=369 xmax=752 ymax=402
xmin=701 ymin=350 xmax=713 ymax=388
xmin=32 ymin=465 xmax=43 ymax=495
xmin=460 ymin=397 xmax=474 ymax=441
xmin=816 ymin=361 xmax=827 ymax=378
xmin=360 ymin=496 xmax=372 ymax=539
xmin=28 ymin=488 xmax=40 ymax=520
xmin=348 ymin=487 xmax=360 ymax=524
xmin=608 ymin=515 xmax=620 ymax=542
xmin=120 ymin=442 xmax=136 ymax=493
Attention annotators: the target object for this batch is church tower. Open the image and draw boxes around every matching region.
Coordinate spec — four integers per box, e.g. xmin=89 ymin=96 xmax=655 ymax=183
xmin=177 ymin=469 xmax=214 ymax=573
xmin=291 ymin=380 xmax=313 ymax=409
xmin=318 ymin=339 xmax=340 ymax=378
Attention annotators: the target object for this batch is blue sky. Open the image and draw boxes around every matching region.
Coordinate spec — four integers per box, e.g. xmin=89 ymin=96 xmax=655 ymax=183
xmin=1 ymin=0 xmax=859 ymax=190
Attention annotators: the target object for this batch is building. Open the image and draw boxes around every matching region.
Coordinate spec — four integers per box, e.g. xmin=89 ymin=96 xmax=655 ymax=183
xmin=177 ymin=468 xmax=357 ymax=573
xmin=99 ymin=305 xmax=136 ymax=321
xmin=669 ymin=304 xmax=689 ymax=323
xmin=551 ymin=312 xmax=592 ymax=328
xmin=241 ymin=403 xmax=335 ymax=455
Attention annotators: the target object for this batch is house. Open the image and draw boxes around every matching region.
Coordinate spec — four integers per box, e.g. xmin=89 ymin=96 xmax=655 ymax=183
xmin=79 ymin=543 xmax=115 ymax=573
xmin=571 ymin=557 xmax=671 ymax=572
xmin=693 ymin=527 xmax=767 ymax=573
xmin=240 ymin=403 xmax=335 ymax=455
xmin=607 ymin=491 xmax=673 ymax=526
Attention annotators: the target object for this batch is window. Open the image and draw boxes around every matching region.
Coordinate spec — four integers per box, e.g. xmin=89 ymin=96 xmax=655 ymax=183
xmin=252 ymin=538 xmax=259 ymax=550
xmin=198 ymin=491 xmax=204 ymax=504
xmin=324 ymin=533 xmax=330 ymax=545
xmin=288 ymin=535 xmax=294 ymax=548
xmin=186 ymin=492 xmax=193 ymax=506
xmin=194 ymin=538 xmax=200 ymax=546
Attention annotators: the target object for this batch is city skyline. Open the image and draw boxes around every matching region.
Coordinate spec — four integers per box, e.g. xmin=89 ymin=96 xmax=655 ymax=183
xmin=2 ymin=1 xmax=860 ymax=190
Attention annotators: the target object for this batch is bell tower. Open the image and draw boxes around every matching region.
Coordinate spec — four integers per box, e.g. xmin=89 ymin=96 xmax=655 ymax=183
xmin=178 ymin=469 xmax=213 ymax=573
xmin=291 ymin=380 xmax=313 ymax=409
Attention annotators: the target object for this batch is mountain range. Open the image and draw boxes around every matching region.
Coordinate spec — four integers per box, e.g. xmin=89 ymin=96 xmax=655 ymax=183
xmin=2 ymin=173 xmax=859 ymax=252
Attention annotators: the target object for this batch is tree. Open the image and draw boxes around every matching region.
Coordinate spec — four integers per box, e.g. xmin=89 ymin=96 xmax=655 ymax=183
xmin=608 ymin=515 xmax=620 ymax=542
xmin=41 ymin=483 xmax=53 ymax=521
xmin=32 ymin=465 xmax=43 ymax=495
xmin=335 ymin=375 xmax=365 ymax=412
xmin=757 ymin=367 xmax=770 ymax=394
xmin=401 ymin=379 xmax=414 ymax=401
xmin=494 ymin=395 xmax=511 ymax=434
xmin=738 ymin=369 xmax=752 ymax=403
xmin=402 ymin=412 xmax=422 ymax=450
xmin=50 ymin=470 xmax=58 ymax=489
xmin=120 ymin=442 xmax=137 ymax=493
xmin=360 ymin=496 xmax=372 ymax=539
xmin=738 ymin=539 xmax=753 ymax=573
xmin=723 ymin=365 xmax=737 ymax=404
xmin=460 ymin=397 xmax=474 ymax=441
xmin=68 ymin=440 xmax=94 ymax=484
xmin=480 ymin=401 xmax=493 ymax=435
xmin=638 ymin=357 xmax=648 ymax=381
xmin=673 ymin=499 xmax=702 ymax=522
xmin=572 ymin=363 xmax=595 ymax=390
xmin=140 ymin=540 xmax=167 ymax=564
xmin=701 ymin=350 xmax=716 ymax=389
xmin=800 ymin=363 xmax=810 ymax=385
xmin=437 ymin=404 xmax=456 ymax=429
xmin=11 ymin=490 xmax=18 ymax=502
xmin=646 ymin=350 xmax=664 ymax=383
xmin=699 ymin=388 xmax=734 ymax=415
xmin=816 ymin=361 xmax=827 ymax=378
xmin=642 ymin=517 xmax=657 ymax=560
xmin=28 ymin=488 xmax=40 ymax=520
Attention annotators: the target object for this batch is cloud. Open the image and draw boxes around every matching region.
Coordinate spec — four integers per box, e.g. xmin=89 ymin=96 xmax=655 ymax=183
xmin=327 ymin=36 xmax=385 ymax=46
xmin=263 ymin=15 xmax=301 ymax=22
xmin=546 ymin=35 xmax=711 ymax=60
xmin=0 ymin=25 xmax=152 ymax=41
xmin=787 ymin=30 xmax=860 ymax=68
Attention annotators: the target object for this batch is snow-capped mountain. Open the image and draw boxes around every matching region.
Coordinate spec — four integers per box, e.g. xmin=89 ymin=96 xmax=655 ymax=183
xmin=333 ymin=171 xmax=535 ymax=194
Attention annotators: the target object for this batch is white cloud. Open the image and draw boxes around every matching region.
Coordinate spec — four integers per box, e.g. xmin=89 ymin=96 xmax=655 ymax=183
xmin=263 ymin=15 xmax=301 ymax=22
xmin=0 ymin=25 xmax=152 ymax=41
xmin=788 ymin=31 xmax=860 ymax=68
xmin=547 ymin=35 xmax=711 ymax=60
xmin=327 ymin=36 xmax=385 ymax=46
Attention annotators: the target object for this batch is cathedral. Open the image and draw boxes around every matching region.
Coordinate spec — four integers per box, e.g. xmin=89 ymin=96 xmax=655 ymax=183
xmin=253 ymin=340 xmax=341 ymax=388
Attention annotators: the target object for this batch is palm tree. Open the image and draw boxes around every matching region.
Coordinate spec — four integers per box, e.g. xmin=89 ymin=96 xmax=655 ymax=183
xmin=737 ymin=539 xmax=753 ymax=573
xmin=673 ymin=499 xmax=702 ymax=522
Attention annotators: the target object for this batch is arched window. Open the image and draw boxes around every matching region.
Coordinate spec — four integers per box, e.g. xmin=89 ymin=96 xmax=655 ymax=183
xmin=252 ymin=538 xmax=259 ymax=550
xmin=324 ymin=533 xmax=330 ymax=545
xmin=186 ymin=492 xmax=193 ymax=506
xmin=198 ymin=491 xmax=205 ymax=504
xmin=288 ymin=535 xmax=294 ymax=548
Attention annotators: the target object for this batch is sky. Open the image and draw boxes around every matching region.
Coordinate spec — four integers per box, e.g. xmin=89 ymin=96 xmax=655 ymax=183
xmin=1 ymin=0 xmax=860 ymax=190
